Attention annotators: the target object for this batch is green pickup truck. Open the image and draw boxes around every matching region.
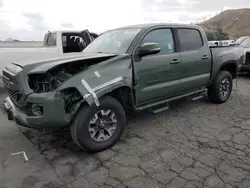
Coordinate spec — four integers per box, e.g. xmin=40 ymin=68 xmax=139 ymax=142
xmin=3 ymin=24 xmax=244 ymax=152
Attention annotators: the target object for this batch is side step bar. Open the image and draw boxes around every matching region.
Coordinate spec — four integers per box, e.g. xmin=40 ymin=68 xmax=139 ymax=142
xmin=136 ymin=88 xmax=207 ymax=112
xmin=189 ymin=95 xmax=204 ymax=101
xmin=150 ymin=104 xmax=169 ymax=114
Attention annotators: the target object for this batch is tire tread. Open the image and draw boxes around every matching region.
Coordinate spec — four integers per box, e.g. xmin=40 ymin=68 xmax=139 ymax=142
xmin=70 ymin=96 xmax=126 ymax=152
xmin=208 ymin=71 xmax=233 ymax=104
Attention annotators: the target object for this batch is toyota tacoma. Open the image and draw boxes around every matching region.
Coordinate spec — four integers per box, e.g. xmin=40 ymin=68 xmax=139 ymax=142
xmin=3 ymin=24 xmax=244 ymax=152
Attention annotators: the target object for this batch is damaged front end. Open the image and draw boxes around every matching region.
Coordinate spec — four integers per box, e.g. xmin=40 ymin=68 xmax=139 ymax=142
xmin=30 ymin=55 xmax=116 ymax=105
xmin=3 ymin=52 xmax=133 ymax=129
xmin=4 ymin=54 xmax=119 ymax=128
xmin=28 ymin=55 xmax=114 ymax=93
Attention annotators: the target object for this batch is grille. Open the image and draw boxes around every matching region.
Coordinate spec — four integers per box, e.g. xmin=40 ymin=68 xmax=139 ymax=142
xmin=3 ymin=76 xmax=9 ymax=85
xmin=2 ymin=70 xmax=18 ymax=101
xmin=3 ymin=70 xmax=13 ymax=82
xmin=245 ymin=53 xmax=250 ymax=64
xmin=4 ymin=86 xmax=17 ymax=100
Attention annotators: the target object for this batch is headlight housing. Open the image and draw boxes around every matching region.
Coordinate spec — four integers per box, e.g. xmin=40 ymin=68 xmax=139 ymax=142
xmin=5 ymin=63 xmax=23 ymax=74
xmin=31 ymin=103 xmax=43 ymax=116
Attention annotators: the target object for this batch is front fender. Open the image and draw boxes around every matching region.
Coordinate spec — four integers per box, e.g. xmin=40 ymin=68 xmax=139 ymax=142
xmin=56 ymin=54 xmax=133 ymax=106
xmin=83 ymin=76 xmax=132 ymax=106
xmin=57 ymin=70 xmax=133 ymax=106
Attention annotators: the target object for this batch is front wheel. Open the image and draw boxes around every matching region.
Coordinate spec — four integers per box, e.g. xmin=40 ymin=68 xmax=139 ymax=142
xmin=70 ymin=96 xmax=126 ymax=153
xmin=207 ymin=71 xmax=233 ymax=104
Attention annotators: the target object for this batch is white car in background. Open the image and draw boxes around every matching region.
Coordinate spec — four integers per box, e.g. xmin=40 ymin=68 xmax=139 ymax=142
xmin=235 ymin=36 xmax=250 ymax=72
xmin=208 ymin=40 xmax=235 ymax=47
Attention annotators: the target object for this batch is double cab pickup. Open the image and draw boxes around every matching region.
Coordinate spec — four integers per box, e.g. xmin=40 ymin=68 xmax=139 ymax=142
xmin=3 ymin=24 xmax=244 ymax=152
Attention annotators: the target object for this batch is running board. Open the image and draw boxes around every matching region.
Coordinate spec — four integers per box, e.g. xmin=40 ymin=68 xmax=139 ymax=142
xmin=136 ymin=88 xmax=207 ymax=111
xmin=189 ymin=95 xmax=204 ymax=101
xmin=150 ymin=104 xmax=169 ymax=114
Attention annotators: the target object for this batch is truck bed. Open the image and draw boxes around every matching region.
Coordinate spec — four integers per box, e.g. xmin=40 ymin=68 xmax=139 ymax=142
xmin=210 ymin=45 xmax=244 ymax=60
xmin=0 ymin=41 xmax=43 ymax=48
xmin=209 ymin=45 xmax=245 ymax=82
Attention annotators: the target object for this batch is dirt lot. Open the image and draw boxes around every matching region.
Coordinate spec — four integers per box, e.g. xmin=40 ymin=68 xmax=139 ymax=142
xmin=1 ymin=77 xmax=250 ymax=188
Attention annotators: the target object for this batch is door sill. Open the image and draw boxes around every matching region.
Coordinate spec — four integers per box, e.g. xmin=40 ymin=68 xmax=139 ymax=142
xmin=135 ymin=88 xmax=207 ymax=111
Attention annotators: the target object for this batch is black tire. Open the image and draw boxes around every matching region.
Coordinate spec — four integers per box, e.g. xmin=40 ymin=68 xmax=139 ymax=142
xmin=207 ymin=71 xmax=233 ymax=104
xmin=70 ymin=96 xmax=126 ymax=153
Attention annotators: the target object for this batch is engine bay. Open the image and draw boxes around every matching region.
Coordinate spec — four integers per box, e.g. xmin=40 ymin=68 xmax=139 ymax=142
xmin=28 ymin=63 xmax=88 ymax=93
xmin=28 ymin=56 xmax=115 ymax=93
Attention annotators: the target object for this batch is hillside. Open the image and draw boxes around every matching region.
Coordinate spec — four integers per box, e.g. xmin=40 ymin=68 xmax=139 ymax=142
xmin=200 ymin=8 xmax=250 ymax=39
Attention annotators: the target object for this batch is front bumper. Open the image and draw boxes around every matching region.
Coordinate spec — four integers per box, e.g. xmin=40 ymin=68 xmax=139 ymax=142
xmin=4 ymin=96 xmax=28 ymax=127
xmin=3 ymin=93 xmax=72 ymax=129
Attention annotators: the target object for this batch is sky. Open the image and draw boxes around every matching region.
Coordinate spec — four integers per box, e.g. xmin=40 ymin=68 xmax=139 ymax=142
xmin=0 ymin=0 xmax=250 ymax=41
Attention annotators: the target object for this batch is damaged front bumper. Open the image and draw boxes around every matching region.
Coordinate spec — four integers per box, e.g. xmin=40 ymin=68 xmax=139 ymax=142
xmin=4 ymin=96 xmax=27 ymax=126
xmin=3 ymin=92 xmax=73 ymax=129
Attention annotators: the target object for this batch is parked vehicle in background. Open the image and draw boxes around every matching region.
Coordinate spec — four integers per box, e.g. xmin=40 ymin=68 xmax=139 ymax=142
xmin=235 ymin=36 xmax=250 ymax=73
xmin=3 ymin=23 xmax=244 ymax=152
xmin=208 ymin=40 xmax=235 ymax=47
xmin=0 ymin=30 xmax=98 ymax=80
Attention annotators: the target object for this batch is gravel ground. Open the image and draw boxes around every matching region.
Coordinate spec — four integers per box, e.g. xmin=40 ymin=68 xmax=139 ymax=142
xmin=1 ymin=76 xmax=250 ymax=188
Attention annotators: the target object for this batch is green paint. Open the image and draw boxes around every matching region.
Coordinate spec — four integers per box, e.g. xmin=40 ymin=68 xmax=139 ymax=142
xmin=3 ymin=24 xmax=241 ymax=129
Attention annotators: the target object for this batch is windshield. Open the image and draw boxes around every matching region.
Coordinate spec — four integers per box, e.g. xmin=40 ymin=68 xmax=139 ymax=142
xmin=83 ymin=28 xmax=141 ymax=54
xmin=241 ymin=37 xmax=250 ymax=47
xmin=235 ymin=36 xmax=248 ymax=45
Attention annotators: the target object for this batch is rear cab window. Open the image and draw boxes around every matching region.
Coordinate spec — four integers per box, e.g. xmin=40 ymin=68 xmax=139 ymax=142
xmin=177 ymin=28 xmax=203 ymax=52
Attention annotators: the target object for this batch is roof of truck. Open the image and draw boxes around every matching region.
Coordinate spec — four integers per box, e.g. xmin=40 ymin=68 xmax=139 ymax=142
xmin=114 ymin=23 xmax=201 ymax=30
xmin=47 ymin=30 xmax=100 ymax=35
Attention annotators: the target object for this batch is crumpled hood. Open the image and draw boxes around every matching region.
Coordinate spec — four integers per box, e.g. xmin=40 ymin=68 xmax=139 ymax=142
xmin=11 ymin=52 xmax=117 ymax=74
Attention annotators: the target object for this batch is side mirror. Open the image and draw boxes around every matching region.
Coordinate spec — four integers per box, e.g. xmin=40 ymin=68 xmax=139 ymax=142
xmin=138 ymin=43 xmax=161 ymax=56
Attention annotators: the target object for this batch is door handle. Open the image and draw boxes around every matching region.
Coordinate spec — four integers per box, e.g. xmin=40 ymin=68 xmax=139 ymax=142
xmin=201 ymin=55 xmax=209 ymax=60
xmin=170 ymin=59 xmax=180 ymax=64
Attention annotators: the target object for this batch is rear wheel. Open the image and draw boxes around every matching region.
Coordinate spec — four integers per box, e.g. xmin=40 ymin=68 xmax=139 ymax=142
xmin=70 ymin=96 xmax=126 ymax=152
xmin=207 ymin=71 xmax=233 ymax=104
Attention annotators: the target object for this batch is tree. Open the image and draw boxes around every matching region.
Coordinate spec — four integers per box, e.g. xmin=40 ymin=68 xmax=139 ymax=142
xmin=206 ymin=31 xmax=215 ymax=41
xmin=205 ymin=28 xmax=229 ymax=41
xmin=214 ymin=28 xmax=229 ymax=40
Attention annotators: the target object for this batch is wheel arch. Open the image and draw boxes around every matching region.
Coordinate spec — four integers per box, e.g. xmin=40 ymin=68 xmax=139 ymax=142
xmin=105 ymin=86 xmax=135 ymax=115
xmin=218 ymin=60 xmax=238 ymax=79
xmin=70 ymin=84 xmax=134 ymax=122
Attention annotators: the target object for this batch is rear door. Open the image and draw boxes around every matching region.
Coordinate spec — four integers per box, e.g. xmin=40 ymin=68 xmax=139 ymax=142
xmin=176 ymin=28 xmax=211 ymax=92
xmin=133 ymin=28 xmax=183 ymax=105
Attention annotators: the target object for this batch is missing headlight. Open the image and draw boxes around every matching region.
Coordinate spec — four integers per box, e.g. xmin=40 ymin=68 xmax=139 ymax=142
xmin=56 ymin=88 xmax=83 ymax=114
xmin=31 ymin=103 xmax=43 ymax=116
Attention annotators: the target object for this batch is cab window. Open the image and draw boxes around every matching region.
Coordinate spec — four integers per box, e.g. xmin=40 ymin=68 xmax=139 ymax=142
xmin=141 ymin=29 xmax=175 ymax=55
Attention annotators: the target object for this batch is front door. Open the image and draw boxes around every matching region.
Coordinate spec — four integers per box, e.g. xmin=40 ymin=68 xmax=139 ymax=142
xmin=133 ymin=28 xmax=183 ymax=105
